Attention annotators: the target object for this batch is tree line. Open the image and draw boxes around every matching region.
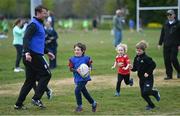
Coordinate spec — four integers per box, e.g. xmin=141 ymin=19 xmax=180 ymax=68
xmin=0 ymin=0 xmax=177 ymax=25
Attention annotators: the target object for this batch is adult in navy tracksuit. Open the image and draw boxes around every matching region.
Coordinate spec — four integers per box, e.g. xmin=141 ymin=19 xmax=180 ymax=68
xmin=158 ymin=10 xmax=180 ymax=80
xmin=14 ymin=5 xmax=55 ymax=109
xmin=131 ymin=41 xmax=160 ymax=110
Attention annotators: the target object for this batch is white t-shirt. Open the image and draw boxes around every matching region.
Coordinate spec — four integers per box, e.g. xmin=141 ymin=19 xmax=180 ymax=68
xmin=47 ymin=16 xmax=52 ymax=23
xmin=169 ymin=20 xmax=174 ymax=25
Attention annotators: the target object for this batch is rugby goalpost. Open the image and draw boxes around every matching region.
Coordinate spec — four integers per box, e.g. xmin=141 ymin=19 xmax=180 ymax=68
xmin=136 ymin=0 xmax=180 ymax=31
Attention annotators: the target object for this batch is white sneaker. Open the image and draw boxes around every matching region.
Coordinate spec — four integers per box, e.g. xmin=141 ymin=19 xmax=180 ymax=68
xmin=14 ymin=67 xmax=24 ymax=72
xmin=17 ymin=67 xmax=24 ymax=72
xmin=14 ymin=68 xmax=20 ymax=72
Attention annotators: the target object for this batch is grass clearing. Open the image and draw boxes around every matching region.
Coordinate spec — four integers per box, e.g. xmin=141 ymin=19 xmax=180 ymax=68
xmin=0 ymin=29 xmax=180 ymax=115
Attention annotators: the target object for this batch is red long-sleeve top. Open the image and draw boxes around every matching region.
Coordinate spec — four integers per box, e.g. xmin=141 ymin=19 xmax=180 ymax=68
xmin=115 ymin=54 xmax=130 ymax=75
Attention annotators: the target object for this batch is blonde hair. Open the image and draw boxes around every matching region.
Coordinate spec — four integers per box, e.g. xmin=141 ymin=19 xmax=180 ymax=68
xmin=136 ymin=40 xmax=148 ymax=51
xmin=116 ymin=43 xmax=128 ymax=53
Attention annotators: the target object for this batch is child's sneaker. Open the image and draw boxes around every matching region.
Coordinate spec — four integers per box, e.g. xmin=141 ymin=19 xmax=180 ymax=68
xmin=46 ymin=89 xmax=53 ymax=100
xmin=92 ymin=102 xmax=97 ymax=112
xmin=14 ymin=104 xmax=27 ymax=110
xmin=145 ymin=105 xmax=155 ymax=110
xmin=14 ymin=67 xmax=24 ymax=72
xmin=32 ymin=99 xmax=46 ymax=109
xmin=75 ymin=106 xmax=83 ymax=112
xmin=114 ymin=92 xmax=120 ymax=96
xmin=154 ymin=90 xmax=160 ymax=102
xmin=18 ymin=67 xmax=24 ymax=71
xmin=129 ymin=78 xmax=134 ymax=86
xmin=14 ymin=68 xmax=20 ymax=72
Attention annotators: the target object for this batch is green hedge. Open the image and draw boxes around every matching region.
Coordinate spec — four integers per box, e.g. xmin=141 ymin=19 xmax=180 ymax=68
xmin=56 ymin=19 xmax=114 ymax=30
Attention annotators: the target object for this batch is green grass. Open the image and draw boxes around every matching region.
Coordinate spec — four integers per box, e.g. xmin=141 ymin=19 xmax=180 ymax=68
xmin=0 ymin=29 xmax=166 ymax=84
xmin=0 ymin=86 xmax=180 ymax=115
xmin=0 ymin=29 xmax=179 ymax=115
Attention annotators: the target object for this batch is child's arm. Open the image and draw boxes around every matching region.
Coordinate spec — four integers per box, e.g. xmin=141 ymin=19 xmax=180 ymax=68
xmin=131 ymin=56 xmax=138 ymax=72
xmin=69 ymin=67 xmax=76 ymax=72
xmin=144 ymin=57 xmax=156 ymax=77
xmin=122 ymin=63 xmax=130 ymax=70
xmin=111 ymin=61 xmax=117 ymax=69
xmin=122 ymin=55 xmax=130 ymax=70
xmin=147 ymin=58 xmax=156 ymax=74
xmin=87 ymin=57 xmax=93 ymax=73
xmin=68 ymin=59 xmax=77 ymax=72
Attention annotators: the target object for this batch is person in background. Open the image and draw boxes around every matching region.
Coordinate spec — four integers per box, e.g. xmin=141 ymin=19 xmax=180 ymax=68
xmin=13 ymin=18 xmax=27 ymax=72
xmin=47 ymin=10 xmax=55 ymax=28
xmin=112 ymin=9 xmax=125 ymax=47
xmin=1 ymin=16 xmax=9 ymax=35
xmin=128 ymin=19 xmax=135 ymax=32
xmin=92 ymin=16 xmax=98 ymax=32
xmin=139 ymin=18 xmax=143 ymax=32
xmin=45 ymin=21 xmax=58 ymax=69
xmin=46 ymin=10 xmax=58 ymax=68
xmin=82 ymin=19 xmax=89 ymax=32
xmin=68 ymin=18 xmax=73 ymax=32
xmin=158 ymin=9 xmax=180 ymax=80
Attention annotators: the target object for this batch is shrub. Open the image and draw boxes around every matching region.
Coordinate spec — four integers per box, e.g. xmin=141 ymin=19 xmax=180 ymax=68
xmin=147 ymin=22 xmax=162 ymax=28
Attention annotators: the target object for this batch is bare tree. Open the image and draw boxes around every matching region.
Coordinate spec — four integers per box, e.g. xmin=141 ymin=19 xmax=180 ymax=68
xmin=54 ymin=0 xmax=74 ymax=18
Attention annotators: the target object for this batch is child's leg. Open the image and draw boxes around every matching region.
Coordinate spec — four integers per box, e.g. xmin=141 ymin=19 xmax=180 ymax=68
xmin=147 ymin=76 xmax=161 ymax=101
xmin=124 ymin=74 xmax=133 ymax=86
xmin=35 ymin=75 xmax=53 ymax=99
xmin=49 ymin=47 xmax=57 ymax=69
xmin=45 ymin=86 xmax=53 ymax=100
xmin=151 ymin=89 xmax=161 ymax=102
xmin=75 ymin=83 xmax=84 ymax=107
xmin=81 ymin=82 xmax=94 ymax=104
xmin=140 ymin=79 xmax=155 ymax=109
xmin=116 ymin=74 xmax=123 ymax=93
xmin=81 ymin=82 xmax=97 ymax=112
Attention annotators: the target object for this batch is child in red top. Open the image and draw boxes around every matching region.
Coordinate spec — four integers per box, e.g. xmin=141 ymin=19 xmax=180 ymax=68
xmin=112 ymin=43 xmax=133 ymax=96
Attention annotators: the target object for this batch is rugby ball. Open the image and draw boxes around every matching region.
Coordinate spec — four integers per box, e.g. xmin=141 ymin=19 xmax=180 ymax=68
xmin=78 ymin=63 xmax=90 ymax=78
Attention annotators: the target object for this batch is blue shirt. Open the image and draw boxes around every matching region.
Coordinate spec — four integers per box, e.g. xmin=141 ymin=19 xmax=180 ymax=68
xmin=69 ymin=55 xmax=92 ymax=84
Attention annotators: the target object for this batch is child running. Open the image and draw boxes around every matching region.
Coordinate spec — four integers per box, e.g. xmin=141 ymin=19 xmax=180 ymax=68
xmin=112 ymin=43 xmax=133 ymax=96
xmin=131 ymin=40 xmax=160 ymax=110
xmin=68 ymin=42 xmax=97 ymax=112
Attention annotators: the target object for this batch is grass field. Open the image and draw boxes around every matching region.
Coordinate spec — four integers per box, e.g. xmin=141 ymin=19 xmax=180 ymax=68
xmin=0 ymin=29 xmax=180 ymax=115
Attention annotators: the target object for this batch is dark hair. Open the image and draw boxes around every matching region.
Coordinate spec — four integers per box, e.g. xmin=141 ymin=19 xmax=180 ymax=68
xmin=13 ymin=18 xmax=21 ymax=27
xmin=49 ymin=10 xmax=54 ymax=16
xmin=35 ymin=5 xmax=47 ymax=16
xmin=74 ymin=43 xmax=86 ymax=55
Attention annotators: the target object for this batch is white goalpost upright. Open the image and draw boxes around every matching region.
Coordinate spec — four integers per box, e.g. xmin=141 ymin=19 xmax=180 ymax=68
xmin=31 ymin=0 xmax=42 ymax=19
xmin=136 ymin=0 xmax=180 ymax=32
